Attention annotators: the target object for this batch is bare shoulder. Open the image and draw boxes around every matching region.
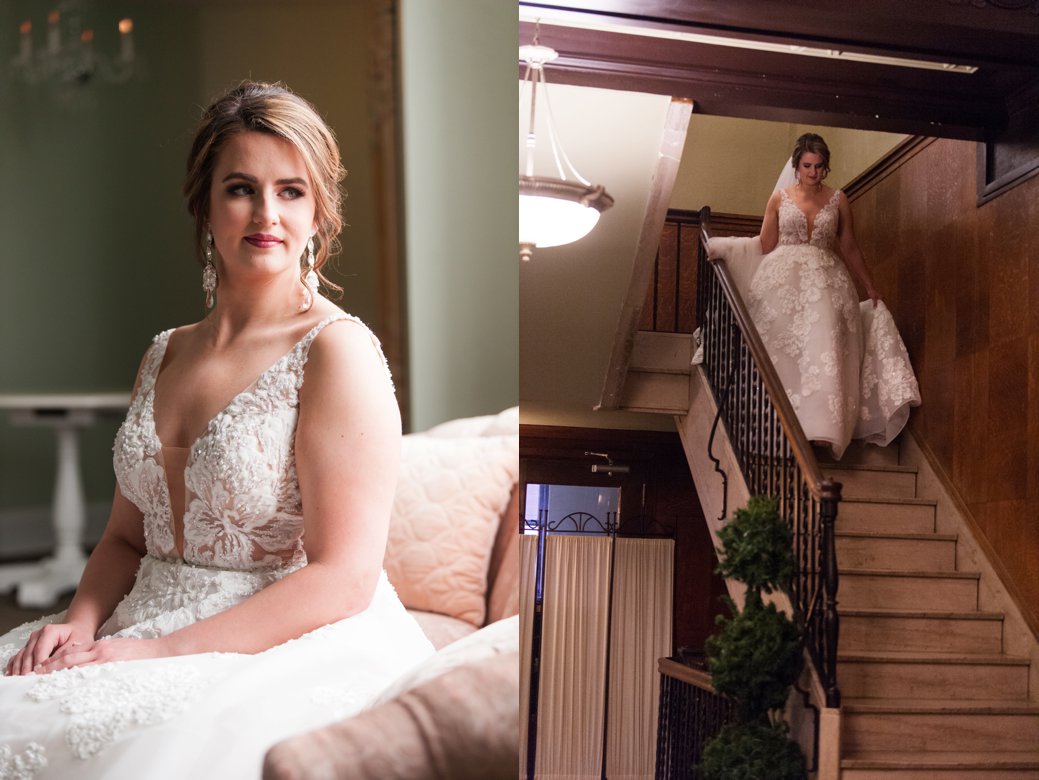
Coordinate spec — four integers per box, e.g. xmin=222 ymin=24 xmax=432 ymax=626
xmin=303 ymin=315 xmax=393 ymax=397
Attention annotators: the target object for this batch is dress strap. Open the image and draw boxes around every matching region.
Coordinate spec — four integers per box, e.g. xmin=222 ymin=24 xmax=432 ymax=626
xmin=294 ymin=312 xmax=394 ymax=392
xmin=138 ymin=329 xmax=174 ymax=397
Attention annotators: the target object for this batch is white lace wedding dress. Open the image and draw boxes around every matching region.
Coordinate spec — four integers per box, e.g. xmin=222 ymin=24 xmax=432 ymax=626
xmin=747 ymin=188 xmax=920 ymax=459
xmin=0 ymin=313 xmax=434 ymax=780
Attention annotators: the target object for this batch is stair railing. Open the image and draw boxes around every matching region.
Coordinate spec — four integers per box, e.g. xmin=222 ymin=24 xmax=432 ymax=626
xmin=694 ymin=206 xmax=842 ymax=709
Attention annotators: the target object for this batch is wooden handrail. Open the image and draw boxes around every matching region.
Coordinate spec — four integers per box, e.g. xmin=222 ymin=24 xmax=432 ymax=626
xmin=696 ymin=205 xmax=842 ymax=709
xmin=698 ymin=206 xmax=834 ymax=500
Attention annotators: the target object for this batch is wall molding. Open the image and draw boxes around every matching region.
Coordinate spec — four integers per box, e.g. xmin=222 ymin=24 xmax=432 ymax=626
xmin=843 ymin=135 xmax=937 ymax=201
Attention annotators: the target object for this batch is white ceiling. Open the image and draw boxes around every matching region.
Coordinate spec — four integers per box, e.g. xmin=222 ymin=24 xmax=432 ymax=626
xmin=520 ymin=83 xmax=674 ymax=430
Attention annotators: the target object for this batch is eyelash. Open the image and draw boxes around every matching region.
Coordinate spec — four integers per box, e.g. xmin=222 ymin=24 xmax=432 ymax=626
xmin=225 ymin=184 xmax=306 ymax=199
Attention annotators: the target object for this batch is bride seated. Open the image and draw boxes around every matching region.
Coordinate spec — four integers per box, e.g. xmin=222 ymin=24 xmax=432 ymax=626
xmin=0 ymin=81 xmax=434 ymax=779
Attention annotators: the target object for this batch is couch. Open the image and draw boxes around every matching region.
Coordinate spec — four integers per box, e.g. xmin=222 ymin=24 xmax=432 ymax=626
xmin=263 ymin=407 xmax=520 ymax=780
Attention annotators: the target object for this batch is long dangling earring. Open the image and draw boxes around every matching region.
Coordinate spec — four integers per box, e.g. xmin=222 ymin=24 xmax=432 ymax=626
xmin=202 ymin=229 xmax=217 ymax=309
xmin=300 ymin=237 xmax=319 ymax=312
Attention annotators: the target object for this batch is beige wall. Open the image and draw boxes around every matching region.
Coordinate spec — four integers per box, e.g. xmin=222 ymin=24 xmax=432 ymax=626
xmin=671 ymin=114 xmax=905 ymax=216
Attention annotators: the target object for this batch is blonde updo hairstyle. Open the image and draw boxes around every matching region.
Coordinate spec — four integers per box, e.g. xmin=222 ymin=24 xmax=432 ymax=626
xmin=791 ymin=132 xmax=831 ymax=181
xmin=183 ymin=80 xmax=345 ymax=296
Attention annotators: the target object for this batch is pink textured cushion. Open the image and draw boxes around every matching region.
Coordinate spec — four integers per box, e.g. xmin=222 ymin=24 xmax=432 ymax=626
xmin=384 ymin=433 xmax=518 ymax=627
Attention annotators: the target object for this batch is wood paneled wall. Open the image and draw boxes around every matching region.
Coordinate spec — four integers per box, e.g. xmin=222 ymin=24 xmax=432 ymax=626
xmin=848 ymin=137 xmax=1039 ymax=633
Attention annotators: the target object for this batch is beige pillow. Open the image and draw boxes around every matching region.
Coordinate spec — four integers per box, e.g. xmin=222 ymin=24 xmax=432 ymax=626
xmin=384 ymin=434 xmax=518 ymax=627
xmin=373 ymin=615 xmax=519 ymax=707
xmin=262 ymin=651 xmax=519 ymax=780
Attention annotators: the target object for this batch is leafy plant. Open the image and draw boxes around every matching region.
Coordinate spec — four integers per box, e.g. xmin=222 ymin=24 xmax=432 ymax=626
xmin=715 ymin=495 xmax=794 ymax=607
xmin=705 ymin=597 xmax=802 ymax=721
xmin=698 ymin=496 xmax=806 ymax=779
xmin=699 ymin=722 xmax=806 ymax=780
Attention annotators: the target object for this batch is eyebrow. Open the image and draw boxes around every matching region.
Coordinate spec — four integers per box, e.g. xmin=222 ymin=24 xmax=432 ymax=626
xmin=220 ymin=172 xmax=308 ymax=186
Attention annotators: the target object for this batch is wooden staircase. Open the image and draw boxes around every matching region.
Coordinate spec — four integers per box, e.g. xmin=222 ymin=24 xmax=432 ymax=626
xmin=616 ymin=331 xmax=1039 ymax=777
xmin=827 ymin=443 xmax=1039 ymax=779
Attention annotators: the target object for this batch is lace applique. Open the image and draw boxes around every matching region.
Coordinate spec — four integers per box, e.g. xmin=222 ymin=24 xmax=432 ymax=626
xmin=0 ymin=742 xmax=46 ymax=780
xmin=777 ymin=188 xmax=841 ymax=249
xmin=27 ymin=665 xmax=207 ymax=759
xmin=99 ymin=556 xmax=298 ymax=638
xmin=112 ymin=313 xmax=388 ymax=573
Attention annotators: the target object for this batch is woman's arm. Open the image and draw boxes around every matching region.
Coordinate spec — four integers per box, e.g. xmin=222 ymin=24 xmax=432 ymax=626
xmin=6 ymin=486 xmax=147 ymax=675
xmin=758 ymin=191 xmax=782 ymax=254
xmin=35 ymin=320 xmax=400 ymax=670
xmin=837 ymin=192 xmax=879 ymax=305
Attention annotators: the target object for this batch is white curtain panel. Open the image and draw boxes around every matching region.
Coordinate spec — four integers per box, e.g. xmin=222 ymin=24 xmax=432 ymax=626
xmin=519 ymin=534 xmax=538 ymax=779
xmin=535 ymin=535 xmax=613 ymax=779
xmin=605 ymin=538 xmax=675 ymax=780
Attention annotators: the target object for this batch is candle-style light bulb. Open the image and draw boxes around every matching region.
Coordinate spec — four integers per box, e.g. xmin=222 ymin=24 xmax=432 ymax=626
xmin=47 ymin=10 xmax=61 ymax=55
xmin=18 ymin=20 xmax=32 ymax=65
xmin=118 ymin=18 xmax=134 ymax=63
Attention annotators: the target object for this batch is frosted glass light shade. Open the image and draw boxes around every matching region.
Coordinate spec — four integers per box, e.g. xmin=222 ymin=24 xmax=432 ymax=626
xmin=519 ymin=176 xmax=613 ymax=260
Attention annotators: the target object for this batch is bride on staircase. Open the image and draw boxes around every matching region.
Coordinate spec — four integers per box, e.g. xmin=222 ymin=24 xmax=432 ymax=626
xmin=712 ymin=132 xmax=920 ymax=459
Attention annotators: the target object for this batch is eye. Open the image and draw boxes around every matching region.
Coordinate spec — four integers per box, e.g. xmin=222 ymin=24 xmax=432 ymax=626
xmin=281 ymin=187 xmax=305 ymax=200
xmin=227 ymin=183 xmax=253 ymax=196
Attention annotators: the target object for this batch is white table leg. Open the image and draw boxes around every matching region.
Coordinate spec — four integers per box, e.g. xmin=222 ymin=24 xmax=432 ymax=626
xmin=0 ymin=412 xmax=91 ymax=609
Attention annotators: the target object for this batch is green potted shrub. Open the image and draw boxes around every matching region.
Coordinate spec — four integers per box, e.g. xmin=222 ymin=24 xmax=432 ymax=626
xmin=698 ymin=496 xmax=807 ymax=780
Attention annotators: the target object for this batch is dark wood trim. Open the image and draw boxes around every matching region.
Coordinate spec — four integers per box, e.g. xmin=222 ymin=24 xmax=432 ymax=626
xmin=518 ymin=4 xmax=1039 ymax=140
xmin=975 ymin=143 xmax=1039 ymax=205
xmin=975 ymin=80 xmax=1039 ymax=205
xmin=843 ymin=136 xmax=937 ymax=201
xmin=366 ymin=0 xmax=410 ymax=429
xmin=520 ymin=0 xmax=1039 ymax=68
xmin=665 ymin=209 xmax=761 ymax=237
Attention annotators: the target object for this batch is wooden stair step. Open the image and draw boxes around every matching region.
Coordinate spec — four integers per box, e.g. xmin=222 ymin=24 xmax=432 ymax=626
xmin=837 ymin=530 xmax=957 ymax=571
xmin=839 ymin=651 xmax=1030 ymax=700
xmin=825 ymin=463 xmax=918 ymax=499
xmin=824 ymin=440 xmax=901 ymax=468
xmin=842 ymin=698 xmax=1039 ymax=754
xmin=841 ymin=750 xmax=1039 ymax=779
xmin=839 ymin=497 xmax=937 ymax=534
xmin=618 ymin=369 xmax=688 ymax=414
xmin=629 ymin=331 xmax=693 ymax=373
xmin=840 ymin=608 xmax=1005 ymax=655
xmin=840 ymin=569 xmax=980 ymax=611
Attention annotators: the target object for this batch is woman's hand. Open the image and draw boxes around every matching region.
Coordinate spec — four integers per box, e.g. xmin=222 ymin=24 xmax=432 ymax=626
xmin=17 ymin=636 xmax=170 ymax=676
xmin=5 ymin=622 xmax=96 ymax=676
xmin=866 ymin=284 xmax=881 ymax=307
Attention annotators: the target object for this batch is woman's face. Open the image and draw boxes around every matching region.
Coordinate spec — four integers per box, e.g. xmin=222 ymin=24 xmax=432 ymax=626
xmin=797 ymin=151 xmax=827 ymax=187
xmin=207 ymin=131 xmax=317 ymax=285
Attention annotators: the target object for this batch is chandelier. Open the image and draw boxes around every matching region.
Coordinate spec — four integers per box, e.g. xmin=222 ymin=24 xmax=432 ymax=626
xmin=11 ymin=2 xmax=137 ymax=86
xmin=519 ymin=29 xmax=613 ymax=262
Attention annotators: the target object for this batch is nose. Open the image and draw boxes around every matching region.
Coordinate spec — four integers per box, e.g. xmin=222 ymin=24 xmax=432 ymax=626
xmin=252 ymin=192 xmax=278 ymax=226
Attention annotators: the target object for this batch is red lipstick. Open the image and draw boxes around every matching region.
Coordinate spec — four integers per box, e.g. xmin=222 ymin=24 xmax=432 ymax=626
xmin=244 ymin=234 xmax=282 ymax=248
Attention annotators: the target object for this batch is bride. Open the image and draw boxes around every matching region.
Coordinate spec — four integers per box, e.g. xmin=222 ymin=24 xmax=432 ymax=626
xmin=714 ymin=132 xmax=920 ymax=459
xmin=0 ymin=81 xmax=433 ymax=778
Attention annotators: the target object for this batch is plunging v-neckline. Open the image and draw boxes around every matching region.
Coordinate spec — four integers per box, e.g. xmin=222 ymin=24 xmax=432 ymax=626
xmin=144 ymin=314 xmax=344 ymax=558
xmin=149 ymin=319 xmax=329 ymax=454
xmin=784 ymin=188 xmax=836 ymax=243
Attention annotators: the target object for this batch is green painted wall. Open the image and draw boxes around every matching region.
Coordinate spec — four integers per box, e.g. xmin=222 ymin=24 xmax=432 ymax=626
xmin=0 ymin=1 xmax=381 ymax=515
xmin=399 ymin=0 xmax=518 ymax=431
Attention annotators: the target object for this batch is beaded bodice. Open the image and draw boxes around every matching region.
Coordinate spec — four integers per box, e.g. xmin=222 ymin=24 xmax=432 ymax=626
xmin=112 ymin=313 xmax=356 ymax=572
xmin=777 ymin=188 xmax=841 ymax=249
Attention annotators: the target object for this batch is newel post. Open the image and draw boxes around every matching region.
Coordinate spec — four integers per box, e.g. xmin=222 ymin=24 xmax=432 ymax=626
xmin=819 ymin=478 xmax=842 ymax=709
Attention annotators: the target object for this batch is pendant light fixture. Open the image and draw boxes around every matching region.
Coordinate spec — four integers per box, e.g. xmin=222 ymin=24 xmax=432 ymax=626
xmin=519 ymin=26 xmax=613 ymax=262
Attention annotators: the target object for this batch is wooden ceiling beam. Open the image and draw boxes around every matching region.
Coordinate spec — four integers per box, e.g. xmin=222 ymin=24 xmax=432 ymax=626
xmin=520 ymin=0 xmax=1039 ymax=68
